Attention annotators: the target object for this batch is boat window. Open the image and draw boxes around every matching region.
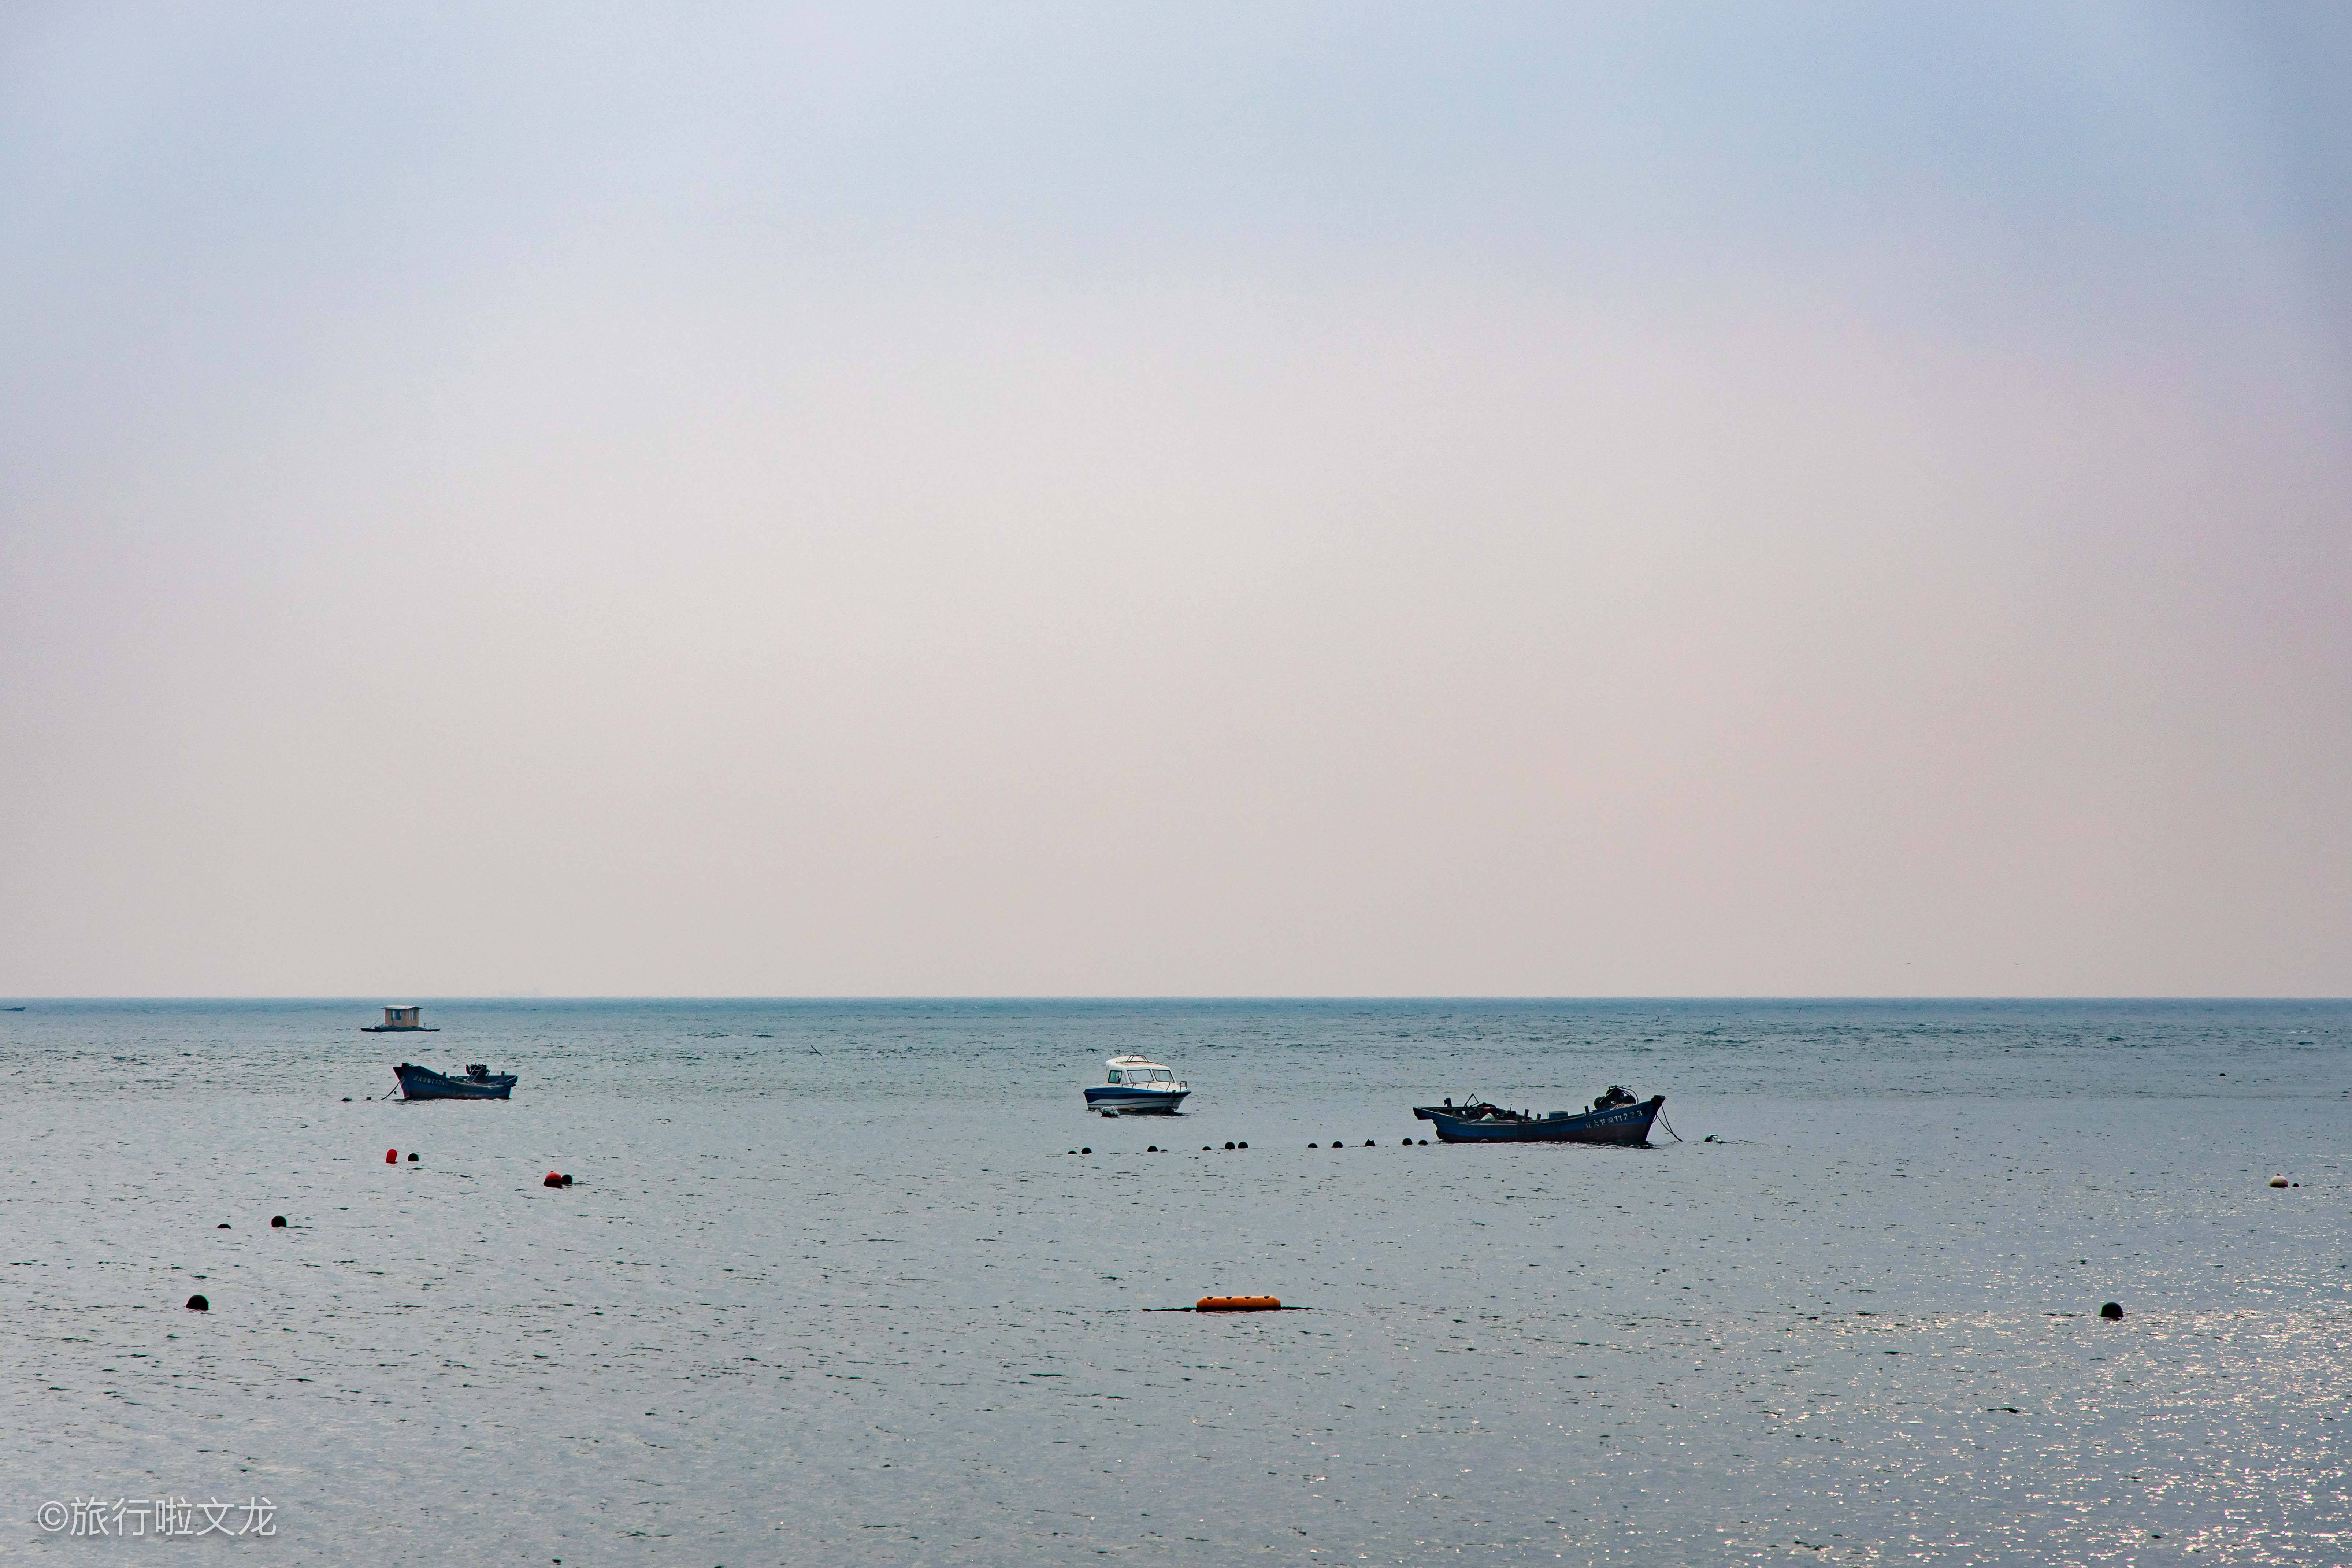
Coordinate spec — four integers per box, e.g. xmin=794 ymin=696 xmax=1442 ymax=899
xmin=1106 ymin=1070 xmax=1123 ymax=1083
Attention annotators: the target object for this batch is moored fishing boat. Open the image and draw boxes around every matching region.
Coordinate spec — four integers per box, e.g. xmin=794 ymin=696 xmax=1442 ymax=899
xmin=1419 ymin=1086 xmax=1662 ymax=1145
xmin=393 ymin=1061 xmax=516 ymax=1100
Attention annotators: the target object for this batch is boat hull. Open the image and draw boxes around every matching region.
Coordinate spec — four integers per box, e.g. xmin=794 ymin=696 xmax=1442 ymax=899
xmin=1082 ymin=1086 xmax=1189 ymax=1114
xmin=394 ymin=1062 xmax=515 ymax=1100
xmin=1424 ymin=1095 xmax=1662 ymax=1145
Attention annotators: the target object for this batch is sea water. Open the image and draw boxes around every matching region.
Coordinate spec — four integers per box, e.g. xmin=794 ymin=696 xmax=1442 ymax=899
xmin=1 ymin=998 xmax=2346 ymax=1564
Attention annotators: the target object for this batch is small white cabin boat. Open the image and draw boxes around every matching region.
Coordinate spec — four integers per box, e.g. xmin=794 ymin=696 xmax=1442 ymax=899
xmin=1084 ymin=1056 xmax=1189 ymax=1115
xmin=362 ymin=1005 xmax=438 ymax=1033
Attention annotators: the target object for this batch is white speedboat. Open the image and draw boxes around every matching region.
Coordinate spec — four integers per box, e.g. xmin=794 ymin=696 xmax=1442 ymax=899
xmin=1083 ymin=1056 xmax=1190 ymax=1115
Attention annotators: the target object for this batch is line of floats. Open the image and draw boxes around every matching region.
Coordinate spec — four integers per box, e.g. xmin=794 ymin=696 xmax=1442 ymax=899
xmin=1087 ymin=1053 xmax=1667 ymax=1146
xmin=357 ymin=1009 xmax=1657 ymax=1321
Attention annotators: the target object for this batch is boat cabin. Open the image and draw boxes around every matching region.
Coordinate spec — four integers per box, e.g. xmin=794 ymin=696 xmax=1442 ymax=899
xmin=382 ymin=1006 xmax=422 ymax=1029
xmin=1103 ymin=1056 xmax=1180 ymax=1086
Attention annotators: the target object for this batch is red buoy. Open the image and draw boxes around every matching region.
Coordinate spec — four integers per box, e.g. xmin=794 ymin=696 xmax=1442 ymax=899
xmin=386 ymin=1149 xmax=397 ymax=1164
xmin=544 ymin=1171 xmax=564 ymax=1187
xmin=1196 ymin=1295 xmax=1281 ymax=1311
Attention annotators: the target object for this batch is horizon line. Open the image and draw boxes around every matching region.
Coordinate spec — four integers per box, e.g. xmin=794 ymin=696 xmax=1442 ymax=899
xmin=4 ymin=994 xmax=2348 ymax=1005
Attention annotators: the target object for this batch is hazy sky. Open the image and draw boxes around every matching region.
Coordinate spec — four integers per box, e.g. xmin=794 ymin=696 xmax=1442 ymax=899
xmin=4 ymin=4 xmax=2347 ymax=996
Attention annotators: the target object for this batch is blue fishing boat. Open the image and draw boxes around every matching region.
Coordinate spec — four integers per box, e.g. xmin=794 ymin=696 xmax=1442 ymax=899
xmin=1416 ymin=1086 xmax=1662 ymax=1145
xmin=1083 ymin=1056 xmax=1190 ymax=1115
xmin=393 ymin=1062 xmax=515 ymax=1100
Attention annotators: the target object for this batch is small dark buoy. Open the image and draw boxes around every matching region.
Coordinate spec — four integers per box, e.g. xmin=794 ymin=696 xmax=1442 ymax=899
xmin=1202 ymin=1145 xmax=1211 ymax=1151
xmin=271 ymin=1216 xmax=287 ymax=1228
xmin=1067 ymin=1149 xmax=1076 ymax=1154
xmin=1236 ymin=1141 xmax=1246 ymax=1149
xmin=1401 ymin=1138 xmax=1411 ymax=1146
xmin=407 ymin=1152 xmax=419 ymax=1163
xmin=2100 ymin=1301 xmax=2123 ymax=1320
xmin=185 ymin=1294 xmax=209 ymax=1311
xmin=1308 ymin=1142 xmax=1318 ymax=1148
xmin=1364 ymin=1139 xmax=1375 ymax=1147
xmin=1224 ymin=1141 xmax=1235 ymax=1150
xmin=561 ymin=1174 xmax=573 ymax=1186
xmin=1081 ymin=1146 xmax=1091 ymax=1155
xmin=342 ymin=1096 xmax=352 ymax=1102
xmin=1147 ymin=1145 xmax=1158 ymax=1152
xmin=1418 ymin=1138 xmax=1428 ymax=1145
xmin=217 ymin=1222 xmax=230 ymax=1229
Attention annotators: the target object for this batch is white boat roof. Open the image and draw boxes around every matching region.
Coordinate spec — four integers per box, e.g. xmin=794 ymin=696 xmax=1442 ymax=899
xmin=1105 ymin=1055 xmax=1171 ymax=1071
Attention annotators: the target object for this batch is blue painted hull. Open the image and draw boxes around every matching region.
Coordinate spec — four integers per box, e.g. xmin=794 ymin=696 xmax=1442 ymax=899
xmin=1423 ymin=1095 xmax=1662 ymax=1145
xmin=1082 ymin=1086 xmax=1189 ymax=1114
xmin=394 ymin=1062 xmax=515 ymax=1100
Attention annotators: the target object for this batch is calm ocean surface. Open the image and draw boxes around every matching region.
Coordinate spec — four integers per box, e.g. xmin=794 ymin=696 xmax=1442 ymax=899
xmin=3 ymin=998 xmax=2347 ymax=1565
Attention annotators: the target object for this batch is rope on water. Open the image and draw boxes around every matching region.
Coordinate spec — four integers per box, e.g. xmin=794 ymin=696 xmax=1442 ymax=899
xmin=1656 ymin=1111 xmax=1684 ymax=1142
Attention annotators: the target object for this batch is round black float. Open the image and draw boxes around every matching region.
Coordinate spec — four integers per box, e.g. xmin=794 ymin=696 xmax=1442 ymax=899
xmin=407 ymin=1152 xmax=419 ymax=1163
xmin=185 ymin=1294 xmax=209 ymax=1311
xmin=2100 ymin=1301 xmax=2124 ymax=1320
xmin=271 ymin=1216 xmax=287 ymax=1228
xmin=1081 ymin=1146 xmax=1092 ymax=1154
xmin=1224 ymin=1142 xmax=1235 ymax=1150
xmin=216 ymin=1223 xmax=230 ymax=1229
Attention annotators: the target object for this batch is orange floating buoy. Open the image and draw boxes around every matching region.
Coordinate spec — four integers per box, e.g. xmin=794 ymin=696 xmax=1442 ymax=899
xmin=386 ymin=1149 xmax=398 ymax=1164
xmin=543 ymin=1171 xmax=564 ymax=1188
xmin=1196 ymin=1295 xmax=1281 ymax=1312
